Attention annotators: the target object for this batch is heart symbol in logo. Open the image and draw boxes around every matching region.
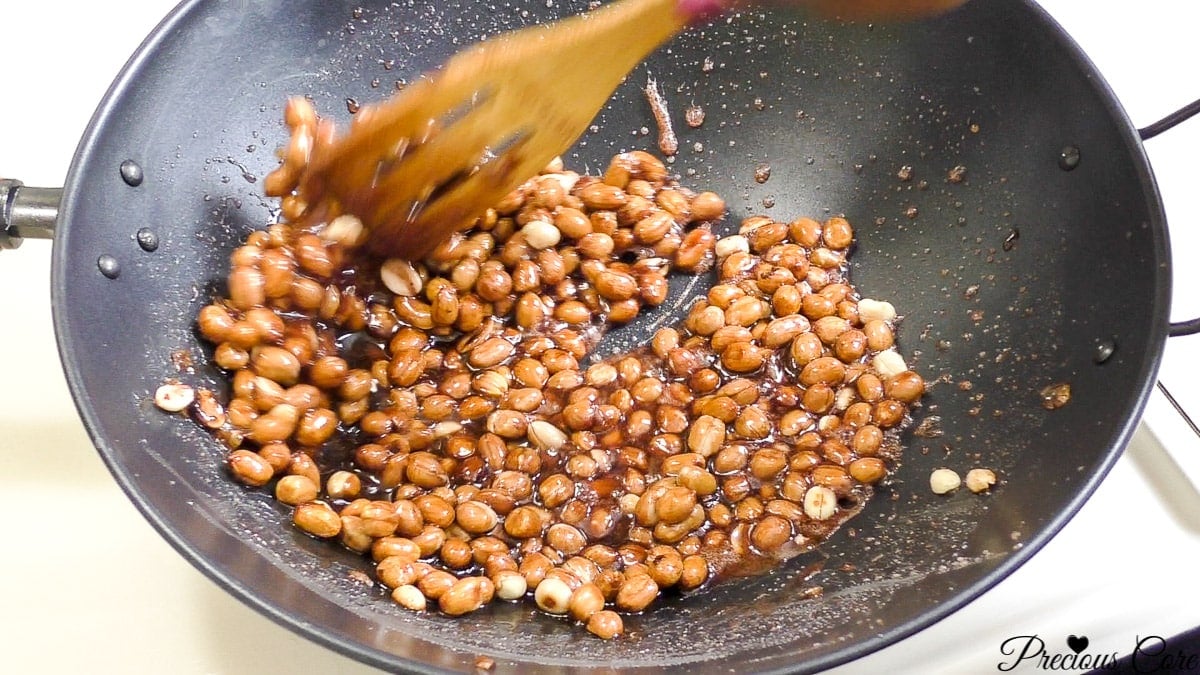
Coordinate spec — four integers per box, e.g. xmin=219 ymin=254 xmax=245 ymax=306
xmin=1067 ymin=635 xmax=1089 ymax=654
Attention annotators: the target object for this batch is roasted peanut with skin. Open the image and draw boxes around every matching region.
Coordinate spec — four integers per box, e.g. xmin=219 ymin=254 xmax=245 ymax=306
xmin=174 ymin=144 xmax=929 ymax=640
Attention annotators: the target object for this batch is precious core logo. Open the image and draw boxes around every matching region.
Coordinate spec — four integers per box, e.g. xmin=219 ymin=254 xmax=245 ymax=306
xmin=997 ymin=635 xmax=1118 ymax=671
xmin=998 ymin=634 xmax=1200 ymax=672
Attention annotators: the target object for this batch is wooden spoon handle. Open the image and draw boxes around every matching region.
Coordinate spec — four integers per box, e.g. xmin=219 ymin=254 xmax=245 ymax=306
xmin=676 ymin=0 xmax=726 ymax=22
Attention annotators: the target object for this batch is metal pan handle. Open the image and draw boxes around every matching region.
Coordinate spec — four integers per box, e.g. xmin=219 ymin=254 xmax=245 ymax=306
xmin=1 ymin=179 xmax=59 ymax=250
xmin=1138 ymin=99 xmax=1200 ymax=337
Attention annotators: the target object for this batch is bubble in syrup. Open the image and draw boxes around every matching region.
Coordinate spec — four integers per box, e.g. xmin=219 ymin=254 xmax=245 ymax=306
xmin=1093 ymin=338 xmax=1117 ymax=364
xmin=136 ymin=228 xmax=159 ymax=252
xmin=346 ymin=98 xmax=361 ymax=114
xmin=119 ymin=160 xmax=144 ymax=187
xmin=98 ymin=254 xmax=121 ymax=279
xmin=1058 ymin=145 xmax=1081 ymax=171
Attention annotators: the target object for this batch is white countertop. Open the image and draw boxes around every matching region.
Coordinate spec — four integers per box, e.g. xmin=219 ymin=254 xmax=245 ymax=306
xmin=3 ymin=2 xmax=1199 ymax=673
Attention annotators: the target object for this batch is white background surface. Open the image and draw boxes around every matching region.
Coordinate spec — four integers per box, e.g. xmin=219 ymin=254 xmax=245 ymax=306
xmin=2 ymin=1 xmax=1199 ymax=673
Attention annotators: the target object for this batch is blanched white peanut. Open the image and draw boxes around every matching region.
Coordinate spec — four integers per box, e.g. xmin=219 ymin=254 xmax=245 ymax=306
xmin=618 ymin=493 xmax=641 ymax=512
xmin=381 ymin=258 xmax=422 ymax=296
xmin=528 ymin=420 xmax=568 ymax=451
xmin=320 ymin=214 xmax=364 ymax=247
xmin=872 ymin=349 xmax=908 ymax=379
xmin=930 ymin=468 xmax=961 ymax=495
xmin=965 ymin=468 xmax=996 ymax=493
xmin=803 ymin=486 xmax=837 ymax=520
xmin=857 ymin=298 xmax=897 ymax=323
xmin=392 ymin=584 xmax=427 ymax=610
xmin=543 ymin=170 xmax=580 ymax=193
xmin=714 ymin=235 xmax=749 ymax=259
xmin=834 ymin=386 xmax=856 ymax=411
xmin=521 ymin=220 xmax=562 ymax=250
xmin=494 ymin=570 xmax=528 ymax=601
xmin=155 ymin=383 xmax=195 ymax=412
xmin=534 ymin=576 xmax=572 ymax=614
xmin=432 ymin=421 xmax=464 ymax=439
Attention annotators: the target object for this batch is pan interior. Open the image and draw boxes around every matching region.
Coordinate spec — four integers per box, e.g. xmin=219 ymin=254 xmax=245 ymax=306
xmin=52 ymin=0 xmax=1168 ymax=672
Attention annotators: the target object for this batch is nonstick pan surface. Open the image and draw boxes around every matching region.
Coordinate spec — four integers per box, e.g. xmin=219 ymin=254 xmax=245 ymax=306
xmin=44 ymin=0 xmax=1170 ymax=672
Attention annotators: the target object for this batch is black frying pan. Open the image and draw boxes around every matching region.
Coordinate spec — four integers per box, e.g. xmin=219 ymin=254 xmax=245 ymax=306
xmin=4 ymin=0 xmax=1196 ymax=672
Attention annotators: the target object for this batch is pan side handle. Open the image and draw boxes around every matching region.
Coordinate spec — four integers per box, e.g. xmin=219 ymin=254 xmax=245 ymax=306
xmin=1138 ymin=99 xmax=1200 ymax=337
xmin=1 ymin=179 xmax=60 ymax=250
xmin=1168 ymin=318 xmax=1200 ymax=337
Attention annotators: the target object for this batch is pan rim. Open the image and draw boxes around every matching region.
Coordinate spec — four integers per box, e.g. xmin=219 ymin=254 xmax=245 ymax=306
xmin=49 ymin=0 xmax=1172 ymax=672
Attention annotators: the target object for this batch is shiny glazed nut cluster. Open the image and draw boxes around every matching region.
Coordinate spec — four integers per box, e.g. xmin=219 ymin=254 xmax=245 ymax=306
xmin=171 ymin=105 xmax=924 ymax=639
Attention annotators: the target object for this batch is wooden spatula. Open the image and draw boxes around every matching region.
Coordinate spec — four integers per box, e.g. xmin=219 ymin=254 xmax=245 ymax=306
xmin=281 ymin=0 xmax=965 ymax=259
